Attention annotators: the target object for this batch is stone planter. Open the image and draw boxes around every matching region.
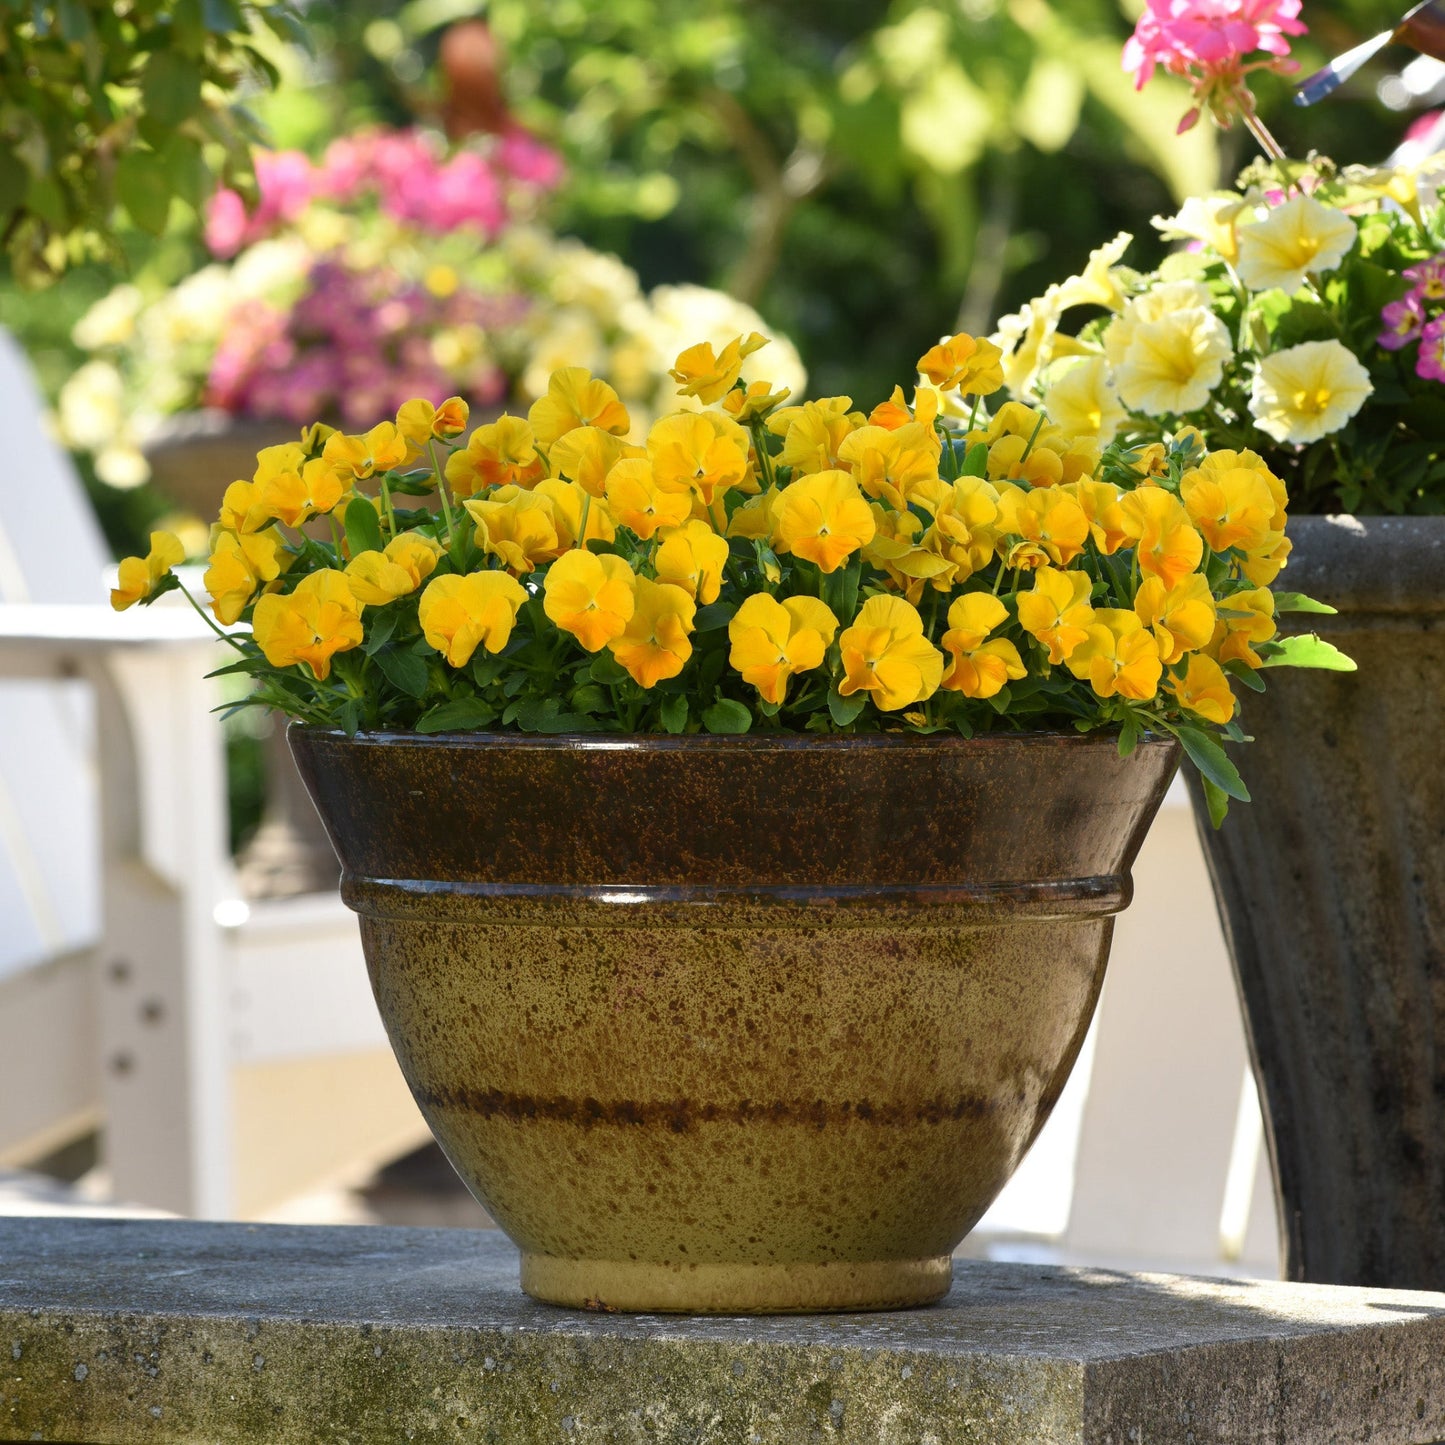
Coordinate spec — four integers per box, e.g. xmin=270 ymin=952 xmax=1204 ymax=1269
xmin=290 ymin=727 xmax=1176 ymax=1314
xmin=1189 ymin=514 xmax=1445 ymax=1289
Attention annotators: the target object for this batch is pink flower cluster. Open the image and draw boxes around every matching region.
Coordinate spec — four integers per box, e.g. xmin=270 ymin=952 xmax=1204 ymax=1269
xmin=204 ymin=260 xmax=526 ymax=428
xmin=1379 ymin=257 xmax=1445 ymax=382
xmin=1123 ymin=0 xmax=1305 ymax=100
xmin=204 ymin=126 xmax=563 ymax=258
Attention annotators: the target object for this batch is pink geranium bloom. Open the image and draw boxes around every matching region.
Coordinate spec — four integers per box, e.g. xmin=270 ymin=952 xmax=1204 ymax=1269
xmin=1416 ymin=317 xmax=1445 ymax=381
xmin=1379 ymin=295 xmax=1426 ymax=351
xmin=497 ymin=126 xmax=564 ymax=189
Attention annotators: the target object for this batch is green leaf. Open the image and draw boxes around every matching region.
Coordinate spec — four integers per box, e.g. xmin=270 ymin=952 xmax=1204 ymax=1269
xmin=659 ymin=695 xmax=688 ymax=734
xmin=115 ymin=151 xmax=172 ymax=235
xmin=415 ymin=697 xmax=496 ymax=733
xmin=570 ymin=684 xmax=607 ymax=715
xmin=1175 ymin=725 xmax=1250 ymax=803
xmin=1201 ymin=775 xmax=1230 ymax=829
xmin=201 ymin=0 xmax=243 ymax=30
xmin=694 ymin=600 xmax=736 ymax=631
xmin=959 ymin=441 xmax=989 ymax=477
xmin=0 ymin=149 xmax=25 ymax=224
xmin=344 ymin=496 xmax=384 ymax=557
xmin=361 ymin=608 xmax=400 ymax=656
xmin=1271 ymin=591 xmax=1337 ymax=615
xmin=373 ymin=645 xmax=429 ymax=698
xmin=141 ymin=51 xmax=204 ymax=129
xmin=1222 ymin=659 xmax=1266 ymax=693
xmin=157 ymin=134 xmax=206 ymax=209
xmin=588 ymin=652 xmax=628 ymax=685
xmin=702 ymin=698 xmax=752 ymax=734
xmin=827 ymin=686 xmax=866 ymax=727
xmin=1257 ymin=634 xmax=1357 ymax=672
xmin=1117 ymin=714 xmax=1139 ymax=758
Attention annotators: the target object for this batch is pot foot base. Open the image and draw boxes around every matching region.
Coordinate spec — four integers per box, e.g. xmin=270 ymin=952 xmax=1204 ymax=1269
xmin=519 ymin=1252 xmax=953 ymax=1314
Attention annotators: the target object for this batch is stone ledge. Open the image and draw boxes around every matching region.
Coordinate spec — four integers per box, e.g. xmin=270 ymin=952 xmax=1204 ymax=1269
xmin=3 ymin=1219 xmax=1445 ymax=1444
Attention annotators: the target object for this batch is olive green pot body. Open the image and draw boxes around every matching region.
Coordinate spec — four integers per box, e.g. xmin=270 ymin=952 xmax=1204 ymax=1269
xmin=291 ymin=729 xmax=1177 ymax=1313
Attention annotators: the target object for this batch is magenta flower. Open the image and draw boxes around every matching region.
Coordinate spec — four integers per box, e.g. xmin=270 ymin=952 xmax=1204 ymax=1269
xmin=498 ymin=126 xmax=565 ymax=189
xmin=1379 ymin=294 xmax=1427 ymax=351
xmin=1416 ymin=317 xmax=1445 ymax=382
xmin=1403 ymin=255 xmax=1445 ymax=301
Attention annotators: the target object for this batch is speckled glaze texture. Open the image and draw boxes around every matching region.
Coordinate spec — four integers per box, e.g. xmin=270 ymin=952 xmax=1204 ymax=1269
xmin=291 ymin=729 xmax=1178 ymax=1314
xmin=1189 ymin=515 xmax=1445 ymax=1291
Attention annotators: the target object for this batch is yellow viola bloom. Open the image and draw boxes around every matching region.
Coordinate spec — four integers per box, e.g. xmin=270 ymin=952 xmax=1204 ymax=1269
xmin=464 ymin=486 xmax=563 ymax=574
xmin=218 ymin=479 xmax=272 ymax=534
xmin=1180 ymin=453 xmax=1280 ymax=555
xmin=940 ymin=593 xmax=1026 ymax=699
xmin=868 ymin=383 xmax=941 ymax=433
xmin=837 ymin=423 xmax=940 ymax=510
xmin=668 ymin=331 xmax=768 ymax=404
xmin=772 ymin=469 xmax=876 ymax=574
xmin=204 ymin=528 xmax=286 ymax=625
xmin=396 ymin=396 xmax=469 ymax=444
xmin=721 ymin=379 xmax=792 ymax=423
xmin=1133 ymin=573 xmax=1216 ymax=664
xmin=863 ymin=503 xmax=948 ymax=603
xmin=1016 ymin=566 xmax=1095 ymax=665
xmin=1120 ymin=487 xmax=1203 ymax=591
xmin=547 ymin=426 xmax=632 ymax=499
xmin=766 ymin=396 xmax=862 ymax=475
xmin=111 ymin=531 xmax=186 ymax=611
xmin=1210 ymin=587 xmax=1277 ymax=668
xmin=986 ymin=434 xmax=1064 ymax=488
xmin=418 ymin=571 xmax=528 ymax=667
xmin=251 ymin=570 xmax=364 ymax=680
xmin=1241 ymin=533 xmax=1293 ymax=587
xmin=1235 ymin=194 xmax=1356 ymax=296
xmin=837 ymin=594 xmax=943 ymax=712
xmin=604 ymin=457 xmax=694 ymax=539
xmin=646 ymin=411 xmax=752 ymax=507
xmin=528 ymin=366 xmax=630 ymax=447
xmin=919 ymin=476 xmax=1002 ymax=585
xmin=608 ymin=576 xmax=696 ymax=688
xmin=322 ymin=421 xmax=411 ymax=480
xmin=654 ymin=520 xmax=731 ymax=605
xmin=995 ymin=484 xmax=1091 ymax=569
xmin=1170 ymin=652 xmax=1237 ymax=725
xmin=1248 ymin=340 xmax=1373 ymax=446
xmin=298 ymin=421 xmax=336 ymax=456
xmin=1065 ymin=609 xmax=1163 ymax=702
xmin=445 ymin=415 xmax=545 ymax=498
xmin=543 ymin=549 xmax=637 ymax=652
xmin=535 ymin=478 xmax=616 ymax=552
xmin=917 ymin=332 xmax=1004 ymax=396
xmin=727 ymin=593 xmax=838 ymax=704
xmin=255 ymin=456 xmax=347 ymax=530
xmin=1043 ymin=357 xmax=1127 ymax=448
xmin=1113 ymin=307 xmax=1233 ymax=417
xmin=1062 ymin=479 xmax=1130 ymax=555
xmin=344 ymin=534 xmax=443 ymax=607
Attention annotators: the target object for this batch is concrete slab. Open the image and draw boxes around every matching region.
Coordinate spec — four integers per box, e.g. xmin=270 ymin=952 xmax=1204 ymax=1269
xmin=2 ymin=1218 xmax=1445 ymax=1443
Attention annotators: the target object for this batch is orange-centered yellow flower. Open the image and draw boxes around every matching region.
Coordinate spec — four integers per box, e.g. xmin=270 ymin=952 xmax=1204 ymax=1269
xmin=654 ymin=520 xmax=730 ymax=605
xmin=218 ymin=479 xmax=271 ymax=534
xmin=838 ymin=423 xmax=940 ymax=510
xmin=464 ymin=486 xmax=563 ymax=574
xmin=543 ymin=550 xmax=637 ymax=652
xmin=528 ymin=367 xmax=630 ymax=447
xmin=608 ymin=577 xmax=696 ymax=688
xmin=646 ymin=412 xmax=752 ymax=507
xmin=837 ymin=595 xmax=944 ymax=712
xmin=772 ymin=470 xmax=876 ymax=573
xmin=445 ymin=415 xmax=545 ymax=497
xmin=940 ymin=593 xmax=1026 ymax=699
xmin=204 ymin=529 xmax=286 ymax=625
xmin=668 ymin=331 xmax=768 ymax=404
xmin=1120 ymin=487 xmax=1203 ymax=591
xmin=396 ymin=395 xmax=469 ymax=444
xmin=1016 ymin=566 xmax=1095 ymax=664
xmin=111 ymin=531 xmax=185 ymax=611
xmin=721 ymin=379 xmax=792 ymax=423
xmin=344 ymin=534 xmax=443 ymax=607
xmin=251 ymin=570 xmax=364 ymax=680
xmin=767 ymin=396 xmax=861 ymax=475
xmin=1180 ymin=452 xmax=1280 ymax=555
xmin=418 ymin=571 xmax=528 ymax=667
xmin=323 ymin=421 xmax=410 ymax=480
xmin=1170 ymin=652 xmax=1237 ymax=724
xmin=1065 ymin=608 xmax=1163 ymax=702
xmin=547 ymin=426 xmax=632 ymax=499
xmin=727 ymin=593 xmax=838 ymax=704
xmin=1133 ymin=573 xmax=1216 ymax=665
xmin=1210 ymin=587 xmax=1277 ymax=668
xmin=255 ymin=455 xmax=347 ymax=529
xmin=995 ymin=484 xmax=1091 ymax=569
xmin=917 ymin=332 xmax=1004 ymax=396
xmin=604 ymin=458 xmax=695 ymax=539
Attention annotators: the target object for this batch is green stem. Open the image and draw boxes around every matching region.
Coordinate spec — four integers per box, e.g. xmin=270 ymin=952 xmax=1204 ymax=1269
xmin=428 ymin=440 xmax=458 ymax=540
xmin=175 ymin=579 xmax=249 ymax=654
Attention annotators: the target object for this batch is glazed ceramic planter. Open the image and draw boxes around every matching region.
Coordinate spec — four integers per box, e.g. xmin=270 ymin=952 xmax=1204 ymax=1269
xmin=1189 ymin=514 xmax=1445 ymax=1290
xmin=291 ymin=728 xmax=1177 ymax=1313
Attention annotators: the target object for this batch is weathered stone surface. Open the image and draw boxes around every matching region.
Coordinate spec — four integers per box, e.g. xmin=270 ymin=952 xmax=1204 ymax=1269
xmin=3 ymin=1218 xmax=1445 ymax=1444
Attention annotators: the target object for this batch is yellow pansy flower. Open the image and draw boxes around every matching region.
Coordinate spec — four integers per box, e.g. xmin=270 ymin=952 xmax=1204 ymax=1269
xmin=1248 ymin=341 xmax=1373 ymax=446
xmin=1062 ymin=479 xmax=1130 ymax=555
xmin=1065 ymin=609 xmax=1163 ymax=702
xmin=1209 ymin=587 xmax=1277 ymax=668
xmin=1016 ymin=566 xmax=1095 ymax=664
xmin=868 ymin=383 xmax=941 ymax=433
xmin=721 ymin=379 xmax=792 ymax=423
xmin=543 ymin=550 xmax=637 ymax=652
xmin=995 ymin=484 xmax=1091 ymax=569
xmin=1180 ymin=454 xmax=1279 ymax=555
xmin=445 ymin=414 xmax=545 ymax=498
xmin=547 ymin=426 xmax=632 ymax=499
xmin=396 ymin=396 xmax=469 ymax=444
xmin=218 ymin=479 xmax=272 ymax=534
xmin=535 ymin=478 xmax=616 ymax=552
xmin=766 ymin=396 xmax=862 ymax=475
xmin=608 ymin=577 xmax=696 ymax=688
xmin=654 ymin=520 xmax=730 ymax=605
xmin=917 ymin=332 xmax=1004 ymax=396
xmin=111 ymin=531 xmax=185 ymax=611
xmin=837 ymin=423 xmax=940 ymax=510
xmin=668 ymin=332 xmax=768 ymax=404
xmin=322 ymin=421 xmax=411 ymax=480
xmin=727 ymin=593 xmax=838 ymax=705
xmin=605 ymin=458 xmax=694 ymax=540
xmin=1133 ymin=573 xmax=1216 ymax=664
xmin=987 ymin=434 xmax=1064 ymax=488
xmin=863 ymin=504 xmax=947 ymax=603
xmin=1120 ymin=487 xmax=1203 ymax=591
xmin=344 ymin=534 xmax=443 ymax=607
xmin=528 ymin=367 xmax=630 ymax=447
xmin=772 ymin=470 xmax=877 ymax=573
xmin=646 ymin=411 xmax=752 ymax=507
xmin=1241 ymin=533 xmax=1293 ymax=587
xmin=251 ymin=570 xmax=364 ymax=680
xmin=919 ymin=476 xmax=1002 ymax=585
xmin=1170 ymin=652 xmax=1237 ymax=725
xmin=940 ymin=593 xmax=1026 ymax=699
xmin=255 ymin=455 xmax=347 ymax=530
xmin=418 ymin=571 xmax=528 ymax=667
xmin=464 ymin=487 xmax=563 ymax=574
xmin=204 ymin=528 xmax=286 ymax=625
xmin=1114 ymin=308 xmax=1233 ymax=416
xmin=837 ymin=595 xmax=943 ymax=712
xmin=1235 ymin=195 xmax=1356 ymax=296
